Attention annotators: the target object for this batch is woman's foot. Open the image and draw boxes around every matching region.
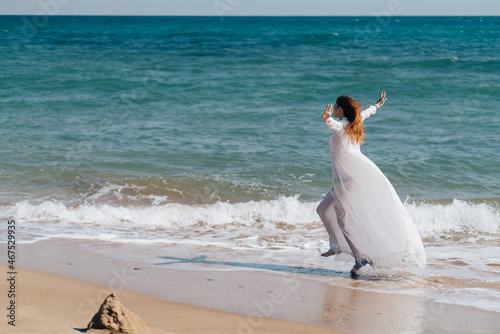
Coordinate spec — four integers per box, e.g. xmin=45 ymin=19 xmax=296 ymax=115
xmin=350 ymin=259 xmax=369 ymax=276
xmin=321 ymin=249 xmax=336 ymax=257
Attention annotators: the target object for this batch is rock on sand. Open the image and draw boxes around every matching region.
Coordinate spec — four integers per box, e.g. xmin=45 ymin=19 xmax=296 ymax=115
xmin=87 ymin=293 xmax=152 ymax=334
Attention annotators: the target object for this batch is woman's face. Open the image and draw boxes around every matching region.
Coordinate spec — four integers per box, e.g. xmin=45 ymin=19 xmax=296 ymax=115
xmin=333 ymin=103 xmax=344 ymax=119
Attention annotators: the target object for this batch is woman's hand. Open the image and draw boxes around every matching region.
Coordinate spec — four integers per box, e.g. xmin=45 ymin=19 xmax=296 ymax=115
xmin=322 ymin=104 xmax=333 ymax=121
xmin=374 ymin=91 xmax=387 ymax=109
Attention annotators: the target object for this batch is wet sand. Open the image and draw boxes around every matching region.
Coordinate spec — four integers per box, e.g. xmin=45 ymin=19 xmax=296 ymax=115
xmin=1 ymin=239 xmax=499 ymax=333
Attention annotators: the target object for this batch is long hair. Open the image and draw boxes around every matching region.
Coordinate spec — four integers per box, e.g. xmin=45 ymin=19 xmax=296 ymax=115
xmin=336 ymin=95 xmax=365 ymax=145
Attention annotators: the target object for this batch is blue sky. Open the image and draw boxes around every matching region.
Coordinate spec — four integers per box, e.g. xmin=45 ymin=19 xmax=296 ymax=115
xmin=1 ymin=0 xmax=499 ymax=16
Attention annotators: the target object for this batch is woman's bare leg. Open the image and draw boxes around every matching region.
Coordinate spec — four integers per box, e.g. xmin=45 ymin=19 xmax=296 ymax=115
xmin=317 ymin=189 xmax=370 ymax=274
xmin=333 ymin=201 xmax=369 ymax=274
xmin=316 ymin=189 xmax=343 ymax=256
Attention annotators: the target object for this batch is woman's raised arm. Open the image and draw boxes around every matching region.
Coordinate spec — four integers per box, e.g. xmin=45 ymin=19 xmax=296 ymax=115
xmin=374 ymin=91 xmax=387 ymax=109
xmin=321 ymin=104 xmax=333 ymax=122
xmin=361 ymin=91 xmax=387 ymax=121
xmin=322 ymin=104 xmax=344 ymax=131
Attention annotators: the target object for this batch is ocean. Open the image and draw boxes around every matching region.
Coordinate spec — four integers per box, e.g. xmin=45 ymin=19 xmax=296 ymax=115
xmin=1 ymin=16 xmax=499 ymax=312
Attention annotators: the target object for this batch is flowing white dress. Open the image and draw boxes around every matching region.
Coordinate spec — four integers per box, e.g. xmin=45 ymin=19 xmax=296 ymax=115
xmin=317 ymin=106 xmax=426 ymax=269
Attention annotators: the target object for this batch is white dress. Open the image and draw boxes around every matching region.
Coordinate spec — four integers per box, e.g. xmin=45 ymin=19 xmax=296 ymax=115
xmin=316 ymin=106 xmax=426 ymax=269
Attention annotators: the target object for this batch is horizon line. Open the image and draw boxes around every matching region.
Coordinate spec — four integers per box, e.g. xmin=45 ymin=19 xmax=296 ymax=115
xmin=0 ymin=14 xmax=499 ymax=17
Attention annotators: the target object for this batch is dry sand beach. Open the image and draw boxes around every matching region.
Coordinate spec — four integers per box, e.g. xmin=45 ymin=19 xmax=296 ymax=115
xmin=1 ymin=239 xmax=499 ymax=333
xmin=0 ymin=265 xmax=340 ymax=334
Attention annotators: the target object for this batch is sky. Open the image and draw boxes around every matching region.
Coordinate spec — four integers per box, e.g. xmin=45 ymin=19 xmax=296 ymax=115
xmin=1 ymin=0 xmax=499 ymax=16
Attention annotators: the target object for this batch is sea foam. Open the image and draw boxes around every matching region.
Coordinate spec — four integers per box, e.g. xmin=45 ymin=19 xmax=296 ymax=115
xmin=2 ymin=197 xmax=498 ymax=242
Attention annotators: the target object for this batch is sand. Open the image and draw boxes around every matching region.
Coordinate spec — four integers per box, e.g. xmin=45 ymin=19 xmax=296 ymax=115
xmin=1 ymin=239 xmax=499 ymax=333
xmin=0 ymin=265 xmax=341 ymax=333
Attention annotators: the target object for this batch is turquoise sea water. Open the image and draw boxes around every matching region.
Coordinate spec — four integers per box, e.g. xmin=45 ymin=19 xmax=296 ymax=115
xmin=1 ymin=16 xmax=499 ymax=204
xmin=1 ymin=16 xmax=499 ymax=312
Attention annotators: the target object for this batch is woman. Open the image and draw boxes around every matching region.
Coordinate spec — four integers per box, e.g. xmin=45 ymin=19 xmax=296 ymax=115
xmin=317 ymin=92 xmax=425 ymax=276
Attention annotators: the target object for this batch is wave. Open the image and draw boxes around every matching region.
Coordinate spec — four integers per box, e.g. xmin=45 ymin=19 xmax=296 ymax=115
xmin=2 ymin=198 xmax=498 ymax=240
xmin=5 ymin=196 xmax=317 ymax=228
xmin=406 ymin=200 xmax=499 ymax=236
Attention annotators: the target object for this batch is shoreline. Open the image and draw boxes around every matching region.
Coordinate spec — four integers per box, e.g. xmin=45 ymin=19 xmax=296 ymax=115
xmin=2 ymin=238 xmax=499 ymax=333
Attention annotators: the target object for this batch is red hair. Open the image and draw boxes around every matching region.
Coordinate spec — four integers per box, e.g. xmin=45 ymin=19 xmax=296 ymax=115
xmin=336 ymin=95 xmax=365 ymax=145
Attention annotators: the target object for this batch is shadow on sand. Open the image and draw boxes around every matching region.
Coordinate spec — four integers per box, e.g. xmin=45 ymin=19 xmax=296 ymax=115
xmin=155 ymin=255 xmax=357 ymax=279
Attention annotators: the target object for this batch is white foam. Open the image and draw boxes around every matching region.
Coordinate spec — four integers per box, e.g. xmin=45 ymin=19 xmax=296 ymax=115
xmin=406 ymin=199 xmax=499 ymax=236
xmin=4 ymin=198 xmax=498 ymax=238
xmin=85 ymin=182 xmax=148 ymax=202
xmin=8 ymin=196 xmax=319 ymax=228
